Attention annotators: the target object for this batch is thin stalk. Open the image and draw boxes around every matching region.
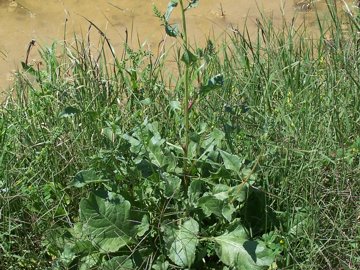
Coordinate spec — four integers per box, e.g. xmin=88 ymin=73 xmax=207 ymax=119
xmin=179 ymin=0 xmax=190 ymax=185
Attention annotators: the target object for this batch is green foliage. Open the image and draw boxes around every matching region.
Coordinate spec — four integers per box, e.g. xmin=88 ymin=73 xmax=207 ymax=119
xmin=71 ymin=169 xmax=107 ymax=188
xmin=214 ymin=226 xmax=274 ymax=269
xmin=79 ymin=192 xmax=138 ymax=252
xmin=200 ymin=74 xmax=224 ymax=96
xmin=1 ymin=1 xmax=360 ymax=269
xmin=165 ymin=218 xmax=199 ymax=267
xmin=46 ymin=120 xmax=276 ymax=269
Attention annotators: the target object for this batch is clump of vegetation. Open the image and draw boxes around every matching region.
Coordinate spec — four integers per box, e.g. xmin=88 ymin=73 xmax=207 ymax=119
xmin=1 ymin=0 xmax=359 ymax=269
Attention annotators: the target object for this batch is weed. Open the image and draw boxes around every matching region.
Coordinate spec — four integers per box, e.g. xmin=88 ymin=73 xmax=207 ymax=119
xmin=1 ymin=1 xmax=359 ymax=269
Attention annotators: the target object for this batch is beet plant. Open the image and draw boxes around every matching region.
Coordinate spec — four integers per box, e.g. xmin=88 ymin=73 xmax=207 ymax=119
xmin=44 ymin=1 xmax=281 ymax=269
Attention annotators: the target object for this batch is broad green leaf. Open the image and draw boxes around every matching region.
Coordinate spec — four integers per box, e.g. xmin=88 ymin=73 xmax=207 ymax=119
xmin=240 ymin=167 xmax=257 ymax=183
xmin=144 ymin=120 xmax=160 ymax=135
xmin=250 ymin=241 xmax=276 ymax=267
xmin=188 ymin=179 xmax=206 ymax=205
xmin=219 ymin=150 xmax=243 ymax=173
xmin=80 ymin=193 xmax=137 ymax=252
xmin=102 ymin=125 xmax=121 ymax=142
xmin=59 ymin=106 xmax=80 ymax=118
xmin=72 ymin=222 xmax=85 ymax=238
xmin=198 ymin=195 xmax=223 ymax=218
xmin=122 ymin=133 xmax=143 ymax=154
xmin=202 ymin=128 xmax=224 ymax=148
xmin=163 ymin=0 xmax=179 ymax=38
xmin=152 ymin=255 xmax=170 ymax=270
xmin=228 ymin=182 xmax=250 ymax=204
xmin=79 ymin=253 xmax=101 ymax=270
xmin=136 ymin=215 xmax=150 ymax=237
xmin=148 ymin=135 xmax=176 ymax=170
xmin=195 ymin=184 xmax=235 ymax=222
xmin=163 ymin=150 xmax=177 ymax=172
xmin=59 ymin=238 xmax=95 ymax=267
xmin=71 ymin=239 xmax=96 ymax=254
xmin=213 ymin=184 xmax=231 ymax=200
xmin=135 ymin=159 xmax=155 ymax=178
xmin=59 ymin=243 xmax=77 ymax=266
xmin=71 ymin=169 xmax=106 ymax=188
xmin=200 ymin=74 xmax=224 ymax=96
xmin=162 ymin=172 xmax=181 ymax=198
xmin=222 ymin=203 xmax=235 ymax=222
xmin=165 ymin=218 xmax=199 ymax=267
xmin=214 ymin=226 xmax=274 ymax=269
xmin=152 ymin=260 xmax=170 ymax=270
xmin=148 ymin=134 xmax=165 ymax=167
xmin=199 ymin=128 xmax=224 ymax=160
xmin=101 ymin=256 xmax=134 ymax=270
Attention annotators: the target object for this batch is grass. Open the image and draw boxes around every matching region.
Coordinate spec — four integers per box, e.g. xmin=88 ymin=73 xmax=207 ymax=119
xmin=1 ymin=2 xmax=360 ymax=269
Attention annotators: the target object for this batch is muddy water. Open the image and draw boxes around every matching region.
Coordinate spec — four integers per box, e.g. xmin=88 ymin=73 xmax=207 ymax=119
xmin=0 ymin=0 xmax=354 ymax=91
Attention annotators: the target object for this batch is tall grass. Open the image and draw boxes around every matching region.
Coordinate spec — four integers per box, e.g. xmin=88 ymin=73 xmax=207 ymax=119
xmin=1 ymin=2 xmax=359 ymax=269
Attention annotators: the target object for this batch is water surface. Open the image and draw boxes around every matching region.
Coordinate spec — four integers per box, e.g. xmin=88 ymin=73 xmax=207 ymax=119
xmin=0 ymin=0 xmax=354 ymax=90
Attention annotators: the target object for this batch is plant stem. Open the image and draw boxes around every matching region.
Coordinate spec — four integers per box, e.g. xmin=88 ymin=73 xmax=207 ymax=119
xmin=179 ymin=0 xmax=190 ymax=185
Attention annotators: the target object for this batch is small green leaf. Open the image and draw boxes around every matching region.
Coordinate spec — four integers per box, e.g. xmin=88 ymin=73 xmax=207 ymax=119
xmin=148 ymin=134 xmax=166 ymax=167
xmin=71 ymin=169 xmax=107 ymax=188
xmin=181 ymin=49 xmax=197 ymax=65
xmin=136 ymin=215 xmax=150 ymax=237
xmin=122 ymin=133 xmax=143 ymax=154
xmin=188 ymin=179 xmax=206 ymax=205
xmin=71 ymin=239 xmax=95 ymax=254
xmin=213 ymin=184 xmax=230 ymax=200
xmin=170 ymin=100 xmax=181 ymax=111
xmin=200 ymin=74 xmax=224 ymax=96
xmin=288 ymin=209 xmax=311 ymax=236
xmin=102 ymin=256 xmax=134 ymax=270
xmin=199 ymin=128 xmax=224 ymax=160
xmin=59 ymin=106 xmax=80 ymax=118
xmin=219 ymin=150 xmax=243 ymax=173
xmin=165 ymin=218 xmax=199 ymax=267
xmin=165 ymin=0 xmax=179 ymax=21
xmin=21 ymin=61 xmax=38 ymax=76
xmin=163 ymin=150 xmax=177 ymax=172
xmin=152 ymin=255 xmax=170 ymax=270
xmin=187 ymin=140 xmax=198 ymax=160
xmin=186 ymin=0 xmax=199 ymax=10
xmin=228 ymin=183 xmax=250 ymax=204
xmin=79 ymin=253 xmax=101 ymax=270
xmin=222 ymin=203 xmax=235 ymax=222
xmin=147 ymin=135 xmax=176 ymax=170
xmin=101 ymin=127 xmax=118 ymax=142
xmin=165 ymin=23 xmax=180 ymax=37
xmin=162 ymin=172 xmax=182 ymax=198
xmin=59 ymin=243 xmax=77 ymax=266
xmin=198 ymin=195 xmax=223 ymax=218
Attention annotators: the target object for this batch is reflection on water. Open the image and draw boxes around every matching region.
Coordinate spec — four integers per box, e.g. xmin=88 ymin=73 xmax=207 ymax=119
xmin=0 ymin=0 xmax=355 ymax=90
